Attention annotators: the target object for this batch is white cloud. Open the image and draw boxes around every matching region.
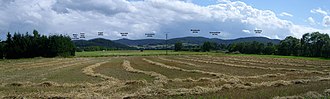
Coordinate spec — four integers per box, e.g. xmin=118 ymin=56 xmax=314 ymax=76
xmin=242 ymin=29 xmax=250 ymax=33
xmin=0 ymin=0 xmax=329 ymax=40
xmin=311 ymin=8 xmax=328 ymax=16
xmin=307 ymin=17 xmax=316 ymax=25
xmin=279 ymin=12 xmax=293 ymax=17
xmin=323 ymin=16 xmax=330 ymax=27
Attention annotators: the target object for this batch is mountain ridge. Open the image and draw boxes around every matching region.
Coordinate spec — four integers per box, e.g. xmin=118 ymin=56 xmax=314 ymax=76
xmin=113 ymin=36 xmax=281 ymax=46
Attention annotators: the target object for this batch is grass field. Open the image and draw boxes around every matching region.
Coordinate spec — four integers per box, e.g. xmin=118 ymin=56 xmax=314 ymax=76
xmin=1 ymin=50 xmax=330 ymax=98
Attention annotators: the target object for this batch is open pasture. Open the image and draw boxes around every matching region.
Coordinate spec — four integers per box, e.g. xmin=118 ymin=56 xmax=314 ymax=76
xmin=0 ymin=54 xmax=330 ymax=98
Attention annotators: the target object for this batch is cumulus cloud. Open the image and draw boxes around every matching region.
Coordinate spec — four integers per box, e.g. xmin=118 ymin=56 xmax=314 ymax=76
xmin=0 ymin=0 xmax=329 ymax=40
xmin=311 ymin=8 xmax=328 ymax=16
xmin=323 ymin=16 xmax=330 ymax=27
xmin=51 ymin=0 xmax=135 ymax=15
xmin=307 ymin=17 xmax=316 ymax=25
xmin=242 ymin=29 xmax=250 ymax=33
xmin=279 ymin=12 xmax=293 ymax=17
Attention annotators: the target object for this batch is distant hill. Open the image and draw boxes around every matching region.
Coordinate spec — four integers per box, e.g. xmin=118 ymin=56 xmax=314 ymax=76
xmin=113 ymin=37 xmax=281 ymax=46
xmin=73 ymin=38 xmax=134 ymax=49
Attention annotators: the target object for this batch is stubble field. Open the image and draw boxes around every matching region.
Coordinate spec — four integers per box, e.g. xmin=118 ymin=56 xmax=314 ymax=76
xmin=0 ymin=53 xmax=330 ymax=98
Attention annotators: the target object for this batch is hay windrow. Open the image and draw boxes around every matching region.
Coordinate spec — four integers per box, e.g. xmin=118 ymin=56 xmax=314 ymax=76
xmin=324 ymin=89 xmax=330 ymax=95
xmin=142 ymin=58 xmax=241 ymax=84
xmin=2 ymin=56 xmax=329 ymax=98
xmin=273 ymin=91 xmax=329 ymax=99
xmin=122 ymin=60 xmax=168 ymax=86
xmin=82 ymin=61 xmax=120 ymax=82
xmin=252 ymin=76 xmax=330 ymax=88
xmin=236 ymin=73 xmax=287 ymax=79
xmin=179 ymin=56 xmax=327 ymax=75
xmin=3 ymin=59 xmax=97 ymax=82
xmin=158 ymin=57 xmax=201 ymax=67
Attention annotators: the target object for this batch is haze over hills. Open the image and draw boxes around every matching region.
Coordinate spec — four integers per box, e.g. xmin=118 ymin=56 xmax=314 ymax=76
xmin=113 ymin=36 xmax=281 ymax=46
xmin=73 ymin=36 xmax=280 ymax=49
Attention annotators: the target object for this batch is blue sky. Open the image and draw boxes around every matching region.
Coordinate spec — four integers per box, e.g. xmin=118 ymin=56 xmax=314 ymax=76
xmin=192 ymin=0 xmax=330 ymax=29
xmin=0 ymin=0 xmax=330 ymax=40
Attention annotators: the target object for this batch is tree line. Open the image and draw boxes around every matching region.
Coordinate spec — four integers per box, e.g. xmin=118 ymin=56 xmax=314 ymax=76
xmin=175 ymin=32 xmax=330 ymax=58
xmin=0 ymin=30 xmax=75 ymax=59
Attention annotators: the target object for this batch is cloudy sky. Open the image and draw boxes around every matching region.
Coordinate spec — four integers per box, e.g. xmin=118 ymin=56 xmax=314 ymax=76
xmin=0 ymin=0 xmax=330 ymax=40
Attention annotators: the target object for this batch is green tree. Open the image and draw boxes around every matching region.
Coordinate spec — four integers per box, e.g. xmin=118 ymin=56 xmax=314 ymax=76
xmin=263 ymin=42 xmax=276 ymax=55
xmin=3 ymin=30 xmax=75 ymax=59
xmin=174 ymin=42 xmax=183 ymax=51
xmin=201 ymin=42 xmax=212 ymax=52
xmin=0 ymin=41 xmax=4 ymax=59
xmin=278 ymin=36 xmax=300 ymax=56
xmin=310 ymin=32 xmax=329 ymax=57
xmin=321 ymin=40 xmax=330 ymax=58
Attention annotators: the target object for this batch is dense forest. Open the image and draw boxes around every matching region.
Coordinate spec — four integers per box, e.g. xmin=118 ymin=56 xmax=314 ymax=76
xmin=0 ymin=30 xmax=75 ymax=59
xmin=214 ymin=32 xmax=330 ymax=58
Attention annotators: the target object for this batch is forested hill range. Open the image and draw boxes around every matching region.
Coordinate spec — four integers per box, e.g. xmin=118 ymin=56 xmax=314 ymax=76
xmin=73 ymin=38 xmax=135 ymax=51
xmin=113 ymin=36 xmax=281 ymax=46
xmin=73 ymin=37 xmax=280 ymax=48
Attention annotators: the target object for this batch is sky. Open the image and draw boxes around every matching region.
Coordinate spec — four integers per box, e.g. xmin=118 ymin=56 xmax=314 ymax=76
xmin=0 ymin=0 xmax=330 ymax=40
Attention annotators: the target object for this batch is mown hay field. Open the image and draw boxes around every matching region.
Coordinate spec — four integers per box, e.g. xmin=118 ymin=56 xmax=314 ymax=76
xmin=0 ymin=54 xmax=330 ymax=98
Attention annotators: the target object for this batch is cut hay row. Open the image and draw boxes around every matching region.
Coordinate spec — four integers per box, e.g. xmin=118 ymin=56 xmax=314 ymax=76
xmin=81 ymin=61 xmax=120 ymax=82
xmin=158 ymin=57 xmax=202 ymax=67
xmin=225 ymin=56 xmax=330 ymax=67
xmin=11 ymin=58 xmax=64 ymax=68
xmin=149 ymin=57 xmax=322 ymax=84
xmin=0 ymin=80 xmax=131 ymax=98
xmin=142 ymin=58 xmax=242 ymax=84
xmin=24 ymin=58 xmax=91 ymax=69
xmin=1 ymin=61 xmax=94 ymax=81
xmin=159 ymin=57 xmax=298 ymax=80
xmin=227 ymin=57 xmax=330 ymax=68
xmin=0 ymin=88 xmax=107 ymax=99
xmin=201 ymin=55 xmax=325 ymax=69
xmin=273 ymin=90 xmax=330 ymax=99
xmin=36 ymin=59 xmax=99 ymax=78
xmin=235 ymin=73 xmax=287 ymax=79
xmin=146 ymin=76 xmax=330 ymax=98
xmin=2 ymin=58 xmax=87 ymax=73
xmin=6 ymin=58 xmax=56 ymax=66
xmin=122 ymin=60 xmax=168 ymax=86
xmin=0 ymin=59 xmax=64 ymax=71
xmin=179 ymin=57 xmax=328 ymax=75
xmin=250 ymin=76 xmax=330 ymax=88
xmin=121 ymin=60 xmax=232 ymax=98
xmin=2 ymin=59 xmax=97 ymax=81
xmin=160 ymin=57 xmax=282 ymax=80
xmin=123 ymin=60 xmax=223 ymax=86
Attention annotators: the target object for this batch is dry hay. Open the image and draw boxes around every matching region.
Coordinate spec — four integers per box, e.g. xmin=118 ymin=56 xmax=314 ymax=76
xmin=273 ymin=90 xmax=330 ymax=99
xmin=142 ymin=58 xmax=242 ymax=84
xmin=1 ymin=91 xmax=106 ymax=99
xmin=20 ymin=58 xmax=89 ymax=70
xmin=236 ymin=73 xmax=287 ymax=79
xmin=2 ymin=58 xmax=97 ymax=82
xmin=3 ymin=58 xmax=69 ymax=72
xmin=121 ymin=60 xmax=236 ymax=98
xmin=38 ymin=59 xmax=97 ymax=77
xmin=2 ymin=56 xmax=329 ymax=98
xmin=179 ymin=56 xmax=328 ymax=75
xmin=158 ymin=57 xmax=201 ymax=67
xmin=124 ymin=80 xmax=148 ymax=86
xmin=325 ymin=89 xmax=330 ymax=95
xmin=122 ymin=60 xmax=168 ymax=86
xmin=82 ymin=61 xmax=120 ymax=82
xmin=38 ymin=81 xmax=59 ymax=87
xmin=252 ymin=76 xmax=330 ymax=88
